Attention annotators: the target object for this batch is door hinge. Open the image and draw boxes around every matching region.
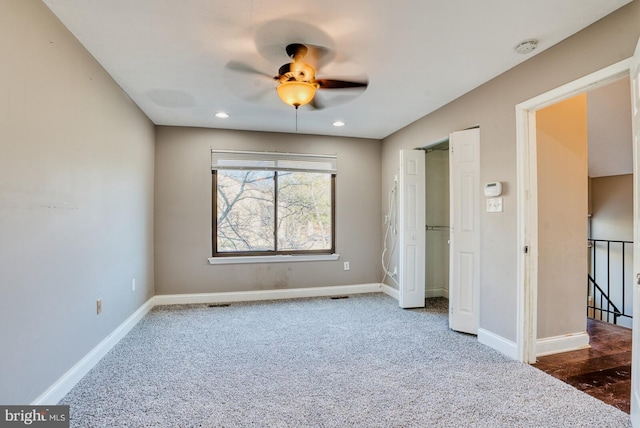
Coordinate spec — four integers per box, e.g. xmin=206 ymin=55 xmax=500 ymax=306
xmin=524 ymin=246 xmax=529 ymax=254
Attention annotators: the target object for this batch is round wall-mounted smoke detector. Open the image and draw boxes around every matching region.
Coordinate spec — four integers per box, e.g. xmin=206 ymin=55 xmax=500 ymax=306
xmin=514 ymin=39 xmax=538 ymax=55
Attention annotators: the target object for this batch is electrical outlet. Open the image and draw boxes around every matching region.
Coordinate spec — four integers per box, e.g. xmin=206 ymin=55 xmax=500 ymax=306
xmin=96 ymin=299 xmax=102 ymax=315
xmin=344 ymin=261 xmax=350 ymax=271
xmin=131 ymin=278 xmax=136 ymax=292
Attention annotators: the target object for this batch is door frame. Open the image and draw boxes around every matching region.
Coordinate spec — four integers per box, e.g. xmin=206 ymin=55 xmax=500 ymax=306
xmin=515 ymin=58 xmax=632 ymax=363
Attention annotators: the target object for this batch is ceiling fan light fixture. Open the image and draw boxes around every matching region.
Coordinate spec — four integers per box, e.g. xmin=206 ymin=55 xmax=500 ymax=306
xmin=277 ymin=81 xmax=318 ymax=108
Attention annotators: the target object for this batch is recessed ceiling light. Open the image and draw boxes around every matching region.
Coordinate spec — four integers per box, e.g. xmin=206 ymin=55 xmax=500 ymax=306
xmin=333 ymin=121 xmax=345 ymax=127
xmin=214 ymin=112 xmax=229 ymax=119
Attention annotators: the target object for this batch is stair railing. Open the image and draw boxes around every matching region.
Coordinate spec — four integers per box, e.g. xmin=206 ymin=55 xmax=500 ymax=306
xmin=587 ymin=239 xmax=633 ymax=325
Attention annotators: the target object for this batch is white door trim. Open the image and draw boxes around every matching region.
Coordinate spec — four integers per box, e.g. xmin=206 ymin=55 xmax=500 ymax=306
xmin=515 ymin=58 xmax=632 ymax=363
xmin=629 ymin=36 xmax=640 ymax=426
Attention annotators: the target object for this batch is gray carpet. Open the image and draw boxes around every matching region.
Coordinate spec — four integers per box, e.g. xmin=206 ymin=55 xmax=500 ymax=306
xmin=61 ymin=294 xmax=631 ymax=427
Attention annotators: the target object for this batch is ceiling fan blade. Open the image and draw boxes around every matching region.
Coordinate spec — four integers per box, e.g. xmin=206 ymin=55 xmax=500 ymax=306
xmin=226 ymin=61 xmax=276 ymax=80
xmin=304 ymin=45 xmax=333 ymax=70
xmin=277 ymin=63 xmax=291 ymax=77
xmin=316 ymin=79 xmax=368 ymax=89
xmin=244 ymin=86 xmax=275 ymax=102
xmin=308 ymin=96 xmax=325 ymax=110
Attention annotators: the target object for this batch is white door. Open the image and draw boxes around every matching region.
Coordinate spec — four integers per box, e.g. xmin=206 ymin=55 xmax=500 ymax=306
xmin=398 ymin=149 xmax=426 ymax=308
xmin=629 ymin=35 xmax=640 ymax=426
xmin=449 ymin=128 xmax=480 ymax=334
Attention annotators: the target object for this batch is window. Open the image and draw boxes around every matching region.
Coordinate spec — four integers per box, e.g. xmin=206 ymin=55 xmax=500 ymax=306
xmin=212 ymin=150 xmax=336 ymax=257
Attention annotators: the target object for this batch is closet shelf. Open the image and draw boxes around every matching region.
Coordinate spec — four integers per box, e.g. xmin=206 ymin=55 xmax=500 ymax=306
xmin=426 ymin=225 xmax=450 ymax=231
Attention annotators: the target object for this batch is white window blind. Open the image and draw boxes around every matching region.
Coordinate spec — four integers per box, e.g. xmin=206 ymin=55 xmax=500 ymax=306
xmin=211 ymin=150 xmax=337 ymax=174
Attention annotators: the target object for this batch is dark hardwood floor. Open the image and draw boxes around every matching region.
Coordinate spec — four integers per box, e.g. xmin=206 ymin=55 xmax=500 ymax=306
xmin=533 ymin=318 xmax=632 ymax=413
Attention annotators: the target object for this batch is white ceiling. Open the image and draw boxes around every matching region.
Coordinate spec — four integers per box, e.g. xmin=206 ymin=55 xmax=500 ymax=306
xmin=42 ymin=0 xmax=631 ymax=140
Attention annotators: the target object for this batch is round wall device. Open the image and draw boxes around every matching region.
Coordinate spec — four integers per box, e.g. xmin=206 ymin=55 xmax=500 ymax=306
xmin=514 ymin=39 xmax=538 ymax=55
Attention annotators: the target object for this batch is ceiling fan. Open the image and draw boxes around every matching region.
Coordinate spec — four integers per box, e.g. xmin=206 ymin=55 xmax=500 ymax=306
xmin=228 ymin=43 xmax=368 ymax=110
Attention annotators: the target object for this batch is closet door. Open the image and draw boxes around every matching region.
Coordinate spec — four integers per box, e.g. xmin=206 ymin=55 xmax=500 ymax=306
xmin=449 ymin=128 xmax=480 ymax=334
xmin=398 ymin=149 xmax=425 ymax=308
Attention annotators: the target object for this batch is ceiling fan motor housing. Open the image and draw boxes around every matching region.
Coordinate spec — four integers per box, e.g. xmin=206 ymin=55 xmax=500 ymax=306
xmin=278 ymin=60 xmax=316 ymax=83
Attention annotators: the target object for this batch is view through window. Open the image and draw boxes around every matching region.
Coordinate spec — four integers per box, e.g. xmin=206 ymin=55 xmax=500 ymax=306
xmin=212 ymin=151 xmax=336 ymax=256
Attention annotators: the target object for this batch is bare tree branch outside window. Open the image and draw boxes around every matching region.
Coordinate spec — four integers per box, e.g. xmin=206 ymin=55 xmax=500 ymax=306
xmin=278 ymin=172 xmax=331 ymax=251
xmin=216 ymin=170 xmax=275 ymax=252
xmin=215 ymin=169 xmax=332 ymax=254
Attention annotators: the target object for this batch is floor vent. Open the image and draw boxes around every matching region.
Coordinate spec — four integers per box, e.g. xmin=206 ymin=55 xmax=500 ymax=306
xmin=208 ymin=303 xmax=231 ymax=308
xmin=330 ymin=295 xmax=350 ymax=300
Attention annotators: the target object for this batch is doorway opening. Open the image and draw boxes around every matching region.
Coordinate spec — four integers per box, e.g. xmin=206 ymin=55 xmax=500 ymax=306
xmin=585 ymin=76 xmax=635 ymax=329
xmin=424 ymin=140 xmax=450 ymax=300
xmin=515 ymin=58 xmax=633 ymax=364
xmin=395 ymin=129 xmax=480 ymax=325
xmin=531 ymin=74 xmax=633 ymax=413
xmin=417 ymin=127 xmax=480 ymax=335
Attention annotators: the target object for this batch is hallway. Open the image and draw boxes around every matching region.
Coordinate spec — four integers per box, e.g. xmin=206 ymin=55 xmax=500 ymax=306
xmin=533 ymin=319 xmax=631 ymax=413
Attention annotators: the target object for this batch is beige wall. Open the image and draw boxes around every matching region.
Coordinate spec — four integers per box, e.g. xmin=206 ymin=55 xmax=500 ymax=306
xmin=381 ymin=1 xmax=640 ymax=342
xmin=591 ymin=174 xmax=633 ymax=241
xmin=154 ymin=126 xmax=382 ymax=294
xmin=536 ymin=94 xmax=588 ymax=339
xmin=0 ymin=1 xmax=155 ymax=403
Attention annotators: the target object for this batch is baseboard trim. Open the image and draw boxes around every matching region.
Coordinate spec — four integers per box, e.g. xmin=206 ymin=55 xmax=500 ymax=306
xmin=31 ymin=297 xmax=156 ymax=405
xmin=154 ymin=283 xmax=387 ymax=305
xmin=536 ymin=332 xmax=590 ymax=357
xmin=380 ymin=283 xmax=399 ymax=300
xmin=425 ymin=288 xmax=449 ymax=298
xmin=478 ymin=328 xmax=518 ymax=360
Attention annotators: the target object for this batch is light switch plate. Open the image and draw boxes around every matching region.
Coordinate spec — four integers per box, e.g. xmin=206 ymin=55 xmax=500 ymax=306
xmin=486 ymin=197 xmax=503 ymax=213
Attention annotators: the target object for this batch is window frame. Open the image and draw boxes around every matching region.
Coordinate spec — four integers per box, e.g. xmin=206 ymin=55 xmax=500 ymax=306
xmin=211 ymin=152 xmax=336 ymax=258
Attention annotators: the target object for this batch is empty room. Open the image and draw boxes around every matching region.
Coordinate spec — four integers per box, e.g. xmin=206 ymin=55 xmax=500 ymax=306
xmin=2 ymin=0 xmax=640 ymax=426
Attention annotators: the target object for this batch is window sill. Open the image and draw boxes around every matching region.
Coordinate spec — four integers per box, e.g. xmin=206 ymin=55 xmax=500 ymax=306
xmin=208 ymin=254 xmax=340 ymax=265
